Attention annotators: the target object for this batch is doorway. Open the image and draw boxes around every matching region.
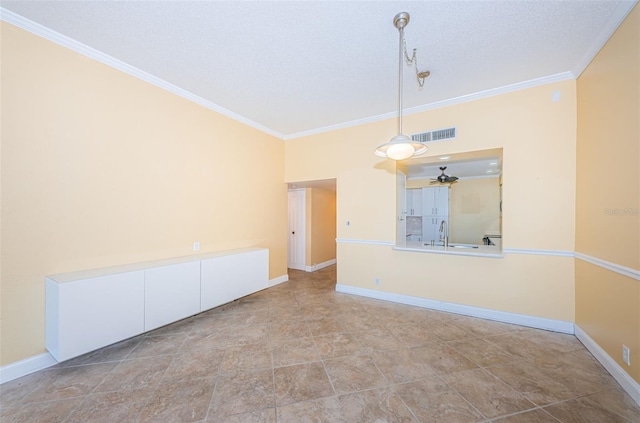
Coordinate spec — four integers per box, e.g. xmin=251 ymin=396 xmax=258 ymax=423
xmin=287 ymin=189 xmax=306 ymax=271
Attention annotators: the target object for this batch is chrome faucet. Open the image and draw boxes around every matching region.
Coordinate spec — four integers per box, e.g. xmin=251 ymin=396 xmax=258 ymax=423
xmin=439 ymin=220 xmax=449 ymax=247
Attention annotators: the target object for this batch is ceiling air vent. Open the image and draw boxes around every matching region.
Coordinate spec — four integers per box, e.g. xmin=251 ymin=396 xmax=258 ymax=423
xmin=411 ymin=127 xmax=456 ymax=143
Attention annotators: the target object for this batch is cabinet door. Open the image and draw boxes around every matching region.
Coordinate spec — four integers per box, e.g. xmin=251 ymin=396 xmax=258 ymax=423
xmin=144 ymin=262 xmax=201 ymax=331
xmin=201 ymin=249 xmax=269 ymax=311
xmin=46 ymin=271 xmax=145 ymax=362
xmin=434 ymin=186 xmax=449 ymax=216
xmin=406 ymin=189 xmax=422 ymax=216
xmin=422 ymin=187 xmax=436 ymax=215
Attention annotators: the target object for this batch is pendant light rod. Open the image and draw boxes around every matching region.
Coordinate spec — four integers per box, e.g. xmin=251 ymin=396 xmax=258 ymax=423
xmin=394 ymin=12 xmax=409 ymax=136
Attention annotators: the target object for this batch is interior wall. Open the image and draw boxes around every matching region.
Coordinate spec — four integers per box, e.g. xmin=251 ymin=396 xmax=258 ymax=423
xmin=310 ymin=188 xmax=337 ymax=266
xmin=0 ymin=23 xmax=288 ymax=366
xmin=286 ymin=79 xmax=577 ymax=322
xmin=575 ymin=4 xmax=639 ymax=383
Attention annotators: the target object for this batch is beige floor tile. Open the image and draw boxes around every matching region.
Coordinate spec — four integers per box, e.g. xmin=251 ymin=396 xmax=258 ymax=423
xmin=181 ymin=328 xmax=231 ymax=351
xmin=272 ymin=337 xmax=321 ymax=367
xmin=429 ymin=321 xmax=475 ymax=342
xmin=582 ymin=387 xmax=640 ymax=422
xmin=219 ymin=342 xmax=272 ymax=373
xmin=145 ymin=316 xmax=197 ymax=336
xmin=371 ymin=348 xmax=437 ymax=384
xmin=276 ymin=395 xmax=343 ymax=423
xmin=350 ymin=329 xmax=403 ymax=353
xmin=394 ymin=378 xmax=484 ymax=423
xmin=62 ymin=336 xmax=144 ymax=367
xmin=208 ymin=369 xmax=275 ymax=417
xmin=314 ymin=332 xmax=366 ymax=359
xmin=448 ymin=338 xmax=515 ymax=367
xmin=127 ymin=333 xmax=187 ymax=358
xmin=162 ymin=348 xmax=225 ymax=380
xmin=94 ymin=356 xmax=173 ymax=393
xmin=138 ymin=377 xmax=215 ymax=423
xmin=388 ymin=323 xmax=441 ymax=347
xmin=491 ymin=409 xmax=561 ymax=422
xmin=206 ymin=407 xmax=276 ymax=422
xmin=274 ymin=362 xmax=334 ymax=406
xmin=0 ymin=370 xmax=50 ymax=407
xmin=335 ymin=388 xmax=418 ymax=423
xmin=444 ymin=368 xmax=536 ymax=419
xmin=66 ymin=389 xmax=154 ymax=423
xmin=270 ymin=320 xmax=312 ymax=342
xmin=323 ymin=355 xmax=388 ymax=394
xmin=23 ymin=363 xmax=117 ymax=403
xmin=410 ymin=342 xmax=478 ymax=375
xmin=544 ymin=396 xmax=630 ymax=423
xmin=1 ymin=397 xmax=84 ymax=423
xmin=305 ymin=317 xmax=345 ymax=336
xmin=450 ymin=315 xmax=524 ymax=337
xmin=486 ymin=360 xmax=577 ymax=406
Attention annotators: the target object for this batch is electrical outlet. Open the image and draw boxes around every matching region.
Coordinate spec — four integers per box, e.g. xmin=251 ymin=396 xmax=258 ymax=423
xmin=375 ymin=277 xmax=380 ymax=286
xmin=622 ymin=345 xmax=631 ymax=366
xmin=193 ymin=242 xmax=200 ymax=252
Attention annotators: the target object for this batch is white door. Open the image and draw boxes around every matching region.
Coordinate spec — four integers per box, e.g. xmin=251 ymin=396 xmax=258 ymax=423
xmin=287 ymin=190 xmax=306 ymax=270
xmin=396 ymin=170 xmax=407 ymax=244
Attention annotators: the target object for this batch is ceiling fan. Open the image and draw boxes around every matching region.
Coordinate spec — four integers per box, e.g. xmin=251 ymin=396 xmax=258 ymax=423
xmin=431 ymin=167 xmax=459 ymax=184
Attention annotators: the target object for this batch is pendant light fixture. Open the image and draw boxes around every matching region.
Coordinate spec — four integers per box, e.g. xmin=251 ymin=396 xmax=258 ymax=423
xmin=375 ymin=12 xmax=430 ymax=161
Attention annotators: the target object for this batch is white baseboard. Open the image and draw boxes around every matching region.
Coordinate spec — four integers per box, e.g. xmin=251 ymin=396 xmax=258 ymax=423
xmin=269 ymin=274 xmax=289 ymax=287
xmin=335 ymin=284 xmax=575 ymax=334
xmin=575 ymin=325 xmax=640 ymax=406
xmin=0 ymin=352 xmax=58 ymax=384
xmin=304 ymin=259 xmax=337 ymax=272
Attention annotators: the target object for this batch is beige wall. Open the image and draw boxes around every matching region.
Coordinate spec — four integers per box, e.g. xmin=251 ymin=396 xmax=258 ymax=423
xmin=0 ymin=23 xmax=288 ymax=365
xmin=309 ymin=188 xmax=337 ymax=266
xmin=286 ymin=79 xmax=577 ymax=322
xmin=575 ymin=5 xmax=639 ymax=383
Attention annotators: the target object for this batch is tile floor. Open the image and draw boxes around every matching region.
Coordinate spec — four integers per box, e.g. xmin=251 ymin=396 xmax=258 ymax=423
xmin=1 ymin=265 xmax=639 ymax=422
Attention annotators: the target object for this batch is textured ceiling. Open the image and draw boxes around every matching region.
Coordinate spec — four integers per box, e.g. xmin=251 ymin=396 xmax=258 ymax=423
xmin=1 ymin=1 xmax=637 ymax=138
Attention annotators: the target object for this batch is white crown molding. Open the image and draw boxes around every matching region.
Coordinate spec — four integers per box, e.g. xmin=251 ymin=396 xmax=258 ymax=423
xmin=268 ymin=274 xmax=289 ymax=287
xmin=283 ymin=72 xmax=575 ymax=140
xmin=575 ymin=252 xmax=640 ymax=281
xmin=575 ymin=325 xmax=640 ymax=406
xmin=571 ymin=0 xmax=639 ymax=78
xmin=0 ymin=8 xmax=285 ymax=140
xmin=0 ymin=352 xmax=57 ymax=384
xmin=336 ymin=284 xmax=575 ymax=334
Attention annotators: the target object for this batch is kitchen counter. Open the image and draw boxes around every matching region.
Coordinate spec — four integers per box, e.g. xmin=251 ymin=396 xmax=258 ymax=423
xmin=394 ymin=241 xmax=504 ymax=258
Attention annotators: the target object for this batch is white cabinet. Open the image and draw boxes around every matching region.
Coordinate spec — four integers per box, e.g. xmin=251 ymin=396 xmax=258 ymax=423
xmin=144 ymin=262 xmax=201 ymax=331
xmin=46 ymin=271 xmax=145 ymax=362
xmin=201 ymin=249 xmax=268 ymax=311
xmin=422 ymin=216 xmax=448 ymax=243
xmin=406 ymin=189 xmax=423 ymax=216
xmin=46 ymin=248 xmax=269 ymax=362
xmin=422 ymin=186 xmax=449 ymax=217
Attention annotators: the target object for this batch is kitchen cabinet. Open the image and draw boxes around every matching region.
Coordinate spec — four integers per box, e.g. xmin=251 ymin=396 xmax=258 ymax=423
xmin=422 ymin=216 xmax=448 ymax=243
xmin=422 ymin=186 xmax=449 ymax=217
xmin=406 ymin=189 xmax=423 ymax=216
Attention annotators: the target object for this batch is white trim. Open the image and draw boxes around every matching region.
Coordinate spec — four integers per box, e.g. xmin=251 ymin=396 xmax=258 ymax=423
xmin=575 ymin=252 xmax=640 ymax=281
xmin=335 ymin=284 xmax=574 ymax=334
xmin=504 ymin=248 xmax=574 ymax=257
xmin=284 ymin=72 xmax=575 ymax=140
xmin=268 ymin=274 xmax=289 ymax=287
xmin=304 ymin=259 xmax=337 ymax=272
xmin=0 ymin=352 xmax=57 ymax=384
xmin=335 ymin=238 xmax=395 ymax=246
xmin=572 ymin=0 xmax=639 ymax=78
xmin=575 ymin=325 xmax=640 ymax=406
xmin=0 ymin=8 xmax=284 ymax=140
